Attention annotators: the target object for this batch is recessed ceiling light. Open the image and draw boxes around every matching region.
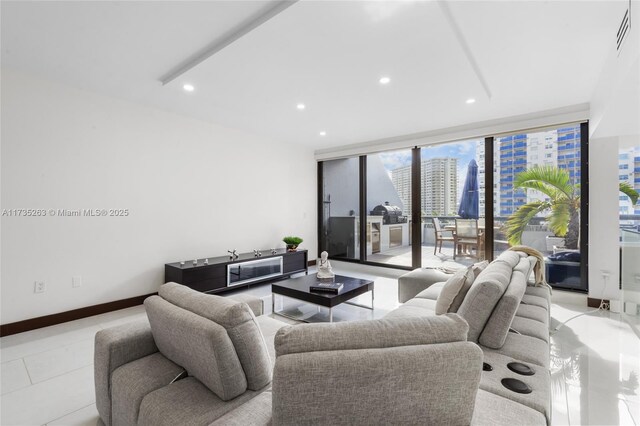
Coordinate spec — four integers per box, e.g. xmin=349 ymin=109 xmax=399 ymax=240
xmin=296 ymin=103 xmax=306 ymax=110
xmin=466 ymin=98 xmax=476 ymax=104
xmin=379 ymin=76 xmax=391 ymax=85
xmin=319 ymin=131 xmax=327 ymax=136
xmin=183 ymin=84 xmax=195 ymax=92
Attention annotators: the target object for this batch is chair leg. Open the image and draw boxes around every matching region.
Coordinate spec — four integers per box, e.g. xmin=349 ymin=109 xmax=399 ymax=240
xmin=434 ymin=241 xmax=437 ymax=255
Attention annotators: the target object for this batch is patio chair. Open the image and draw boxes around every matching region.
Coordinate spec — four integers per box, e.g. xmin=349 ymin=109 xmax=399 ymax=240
xmin=454 ymin=219 xmax=483 ymax=260
xmin=432 ymin=217 xmax=455 ymax=255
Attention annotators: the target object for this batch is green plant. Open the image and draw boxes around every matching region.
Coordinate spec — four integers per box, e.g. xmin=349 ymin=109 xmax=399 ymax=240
xmin=283 ymin=236 xmax=303 ymax=245
xmin=506 ymin=165 xmax=639 ymax=249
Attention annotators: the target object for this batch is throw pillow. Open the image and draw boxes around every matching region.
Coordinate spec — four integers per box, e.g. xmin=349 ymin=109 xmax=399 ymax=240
xmin=435 ymin=266 xmax=475 ymax=315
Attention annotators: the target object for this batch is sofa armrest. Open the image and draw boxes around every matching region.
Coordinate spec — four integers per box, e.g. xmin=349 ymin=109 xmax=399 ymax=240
xmin=398 ymin=268 xmax=454 ymax=303
xmin=272 ymin=342 xmax=482 ymax=425
xmin=94 ymin=318 xmax=158 ymax=426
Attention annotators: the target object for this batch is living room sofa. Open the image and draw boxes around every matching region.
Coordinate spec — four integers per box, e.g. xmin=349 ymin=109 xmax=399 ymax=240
xmin=95 ymin=249 xmax=551 ymax=425
xmin=393 ymin=249 xmax=552 ymax=425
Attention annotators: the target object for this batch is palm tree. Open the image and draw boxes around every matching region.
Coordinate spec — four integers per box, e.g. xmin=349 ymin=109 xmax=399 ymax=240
xmin=505 ymin=165 xmax=639 ymax=249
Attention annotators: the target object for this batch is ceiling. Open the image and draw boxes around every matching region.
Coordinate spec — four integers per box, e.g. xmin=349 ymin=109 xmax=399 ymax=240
xmin=1 ymin=1 xmax=628 ymax=149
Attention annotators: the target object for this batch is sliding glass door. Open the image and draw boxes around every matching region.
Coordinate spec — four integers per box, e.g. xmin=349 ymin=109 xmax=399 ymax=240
xmin=319 ymin=158 xmax=360 ymax=260
xmin=420 ymin=139 xmax=486 ymax=267
xmin=366 ymin=150 xmax=413 ymax=267
xmin=491 ymin=124 xmax=587 ymax=290
xmin=317 ymin=121 xmax=589 ymax=290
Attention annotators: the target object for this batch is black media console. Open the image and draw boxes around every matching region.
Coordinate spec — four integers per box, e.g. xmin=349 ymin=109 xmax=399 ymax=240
xmin=165 ymin=249 xmax=308 ymax=294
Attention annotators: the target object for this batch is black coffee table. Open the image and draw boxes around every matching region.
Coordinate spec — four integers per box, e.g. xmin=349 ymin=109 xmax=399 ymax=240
xmin=271 ymin=274 xmax=374 ymax=322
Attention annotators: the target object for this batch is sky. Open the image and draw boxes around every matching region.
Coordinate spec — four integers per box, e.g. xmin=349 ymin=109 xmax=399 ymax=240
xmin=378 ymin=140 xmax=481 ymax=199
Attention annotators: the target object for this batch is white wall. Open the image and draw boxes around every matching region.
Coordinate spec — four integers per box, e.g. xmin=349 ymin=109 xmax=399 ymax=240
xmin=0 ymin=69 xmax=317 ymax=324
xmin=588 ymin=137 xmax=621 ymax=300
xmin=588 ymin=2 xmax=640 ymax=301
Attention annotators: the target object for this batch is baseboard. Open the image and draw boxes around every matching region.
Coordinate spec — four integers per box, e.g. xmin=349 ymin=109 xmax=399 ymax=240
xmin=2 ymin=260 xmax=318 ymax=337
xmin=0 ymin=293 xmax=156 ymax=337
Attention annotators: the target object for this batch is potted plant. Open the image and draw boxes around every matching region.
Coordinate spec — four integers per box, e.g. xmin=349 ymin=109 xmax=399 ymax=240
xmin=283 ymin=236 xmax=303 ymax=252
xmin=505 ymin=165 xmax=638 ymax=249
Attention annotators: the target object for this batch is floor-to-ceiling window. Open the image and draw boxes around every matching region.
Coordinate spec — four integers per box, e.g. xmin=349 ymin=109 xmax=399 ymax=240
xmin=618 ymin=143 xmax=640 ymax=330
xmin=420 ymin=139 xmax=486 ymax=267
xmin=491 ymin=123 xmax=587 ymax=290
xmin=365 ymin=150 xmax=413 ymax=267
xmin=318 ymin=122 xmax=589 ymax=290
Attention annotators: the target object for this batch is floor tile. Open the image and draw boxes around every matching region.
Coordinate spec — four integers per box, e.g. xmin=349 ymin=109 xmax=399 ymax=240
xmin=0 ymin=359 xmax=31 ymax=395
xmin=1 ymin=264 xmax=638 ymax=426
xmin=0 ymin=365 xmax=94 ymax=426
xmin=47 ymin=403 xmax=99 ymax=426
xmin=0 ymin=320 xmax=101 ymax=363
xmin=93 ymin=305 xmax=147 ymax=329
xmin=23 ymin=339 xmax=94 ymax=384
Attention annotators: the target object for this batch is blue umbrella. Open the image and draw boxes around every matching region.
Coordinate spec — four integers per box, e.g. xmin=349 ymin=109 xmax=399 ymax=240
xmin=458 ymin=159 xmax=479 ymax=219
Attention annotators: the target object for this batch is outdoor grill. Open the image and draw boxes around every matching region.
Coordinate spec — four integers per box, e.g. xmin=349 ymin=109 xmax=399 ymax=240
xmin=371 ymin=202 xmax=407 ymax=225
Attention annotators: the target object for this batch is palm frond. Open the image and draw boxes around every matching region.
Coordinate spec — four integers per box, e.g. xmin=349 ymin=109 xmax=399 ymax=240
xmin=514 ymin=165 xmax=574 ymax=200
xmin=620 ymin=181 xmax=639 ymax=205
xmin=505 ymin=201 xmax=551 ymax=245
xmin=548 ymin=202 xmax=570 ymax=237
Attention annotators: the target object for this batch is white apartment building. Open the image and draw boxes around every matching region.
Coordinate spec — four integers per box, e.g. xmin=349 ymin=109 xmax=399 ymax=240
xmin=391 ymin=158 xmax=458 ymax=217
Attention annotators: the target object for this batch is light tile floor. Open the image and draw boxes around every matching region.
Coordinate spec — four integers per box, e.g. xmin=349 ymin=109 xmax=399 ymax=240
xmin=1 ymin=263 xmax=638 ymax=425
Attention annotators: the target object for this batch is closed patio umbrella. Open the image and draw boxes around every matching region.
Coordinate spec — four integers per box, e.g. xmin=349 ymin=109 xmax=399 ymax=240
xmin=458 ymin=159 xmax=479 ymax=219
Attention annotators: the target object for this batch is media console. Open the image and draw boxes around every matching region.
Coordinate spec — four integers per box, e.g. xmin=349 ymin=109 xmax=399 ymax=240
xmin=165 ymin=249 xmax=308 ymax=294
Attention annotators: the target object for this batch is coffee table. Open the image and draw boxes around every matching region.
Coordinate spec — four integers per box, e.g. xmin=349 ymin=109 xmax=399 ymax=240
xmin=271 ymin=274 xmax=374 ymax=322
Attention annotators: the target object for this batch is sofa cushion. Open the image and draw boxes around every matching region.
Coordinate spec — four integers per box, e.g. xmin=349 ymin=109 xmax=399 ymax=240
xmin=480 ymin=351 xmax=551 ymax=424
xmin=525 ymin=285 xmax=551 ymax=303
xmin=415 ymin=281 xmax=446 ymax=300
xmin=144 ymin=296 xmax=247 ymax=400
xmin=138 ymin=377 xmax=263 ymax=426
xmin=479 ymin=270 xmax=527 ymax=349
xmin=398 ymin=267 xmax=461 ymax=303
xmin=111 ymin=352 xmax=184 ymax=426
xmin=159 ymin=283 xmax=272 ymax=391
xmin=275 ymin=314 xmax=469 ymax=357
xmin=522 ymin=294 xmax=549 ymax=310
xmin=516 ymin=304 xmax=549 ymax=327
xmin=457 ymin=252 xmax=520 ymax=342
xmin=511 ymin=316 xmax=549 ymax=343
xmin=436 ymin=266 xmax=474 ymax=314
xmin=384 ymin=304 xmax=435 ymax=319
xmin=405 ymin=297 xmax=438 ymax=312
xmin=472 ymin=390 xmax=546 ymax=425
xmin=482 ymin=332 xmax=549 ymax=368
xmin=209 ymin=390 xmax=273 ymax=426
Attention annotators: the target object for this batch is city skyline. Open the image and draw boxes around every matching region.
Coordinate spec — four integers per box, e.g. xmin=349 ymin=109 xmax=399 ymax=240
xmin=376 ymin=127 xmax=583 ymax=219
xmin=379 ymin=142 xmax=479 ymax=213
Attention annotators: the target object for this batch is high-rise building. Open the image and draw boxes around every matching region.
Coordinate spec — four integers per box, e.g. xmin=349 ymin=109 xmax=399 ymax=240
xmin=477 ymin=126 xmax=582 ymax=218
xmin=619 ymin=146 xmax=640 ymax=215
xmin=390 ymin=164 xmax=411 ymax=215
xmin=391 ymin=158 xmax=458 ymax=217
